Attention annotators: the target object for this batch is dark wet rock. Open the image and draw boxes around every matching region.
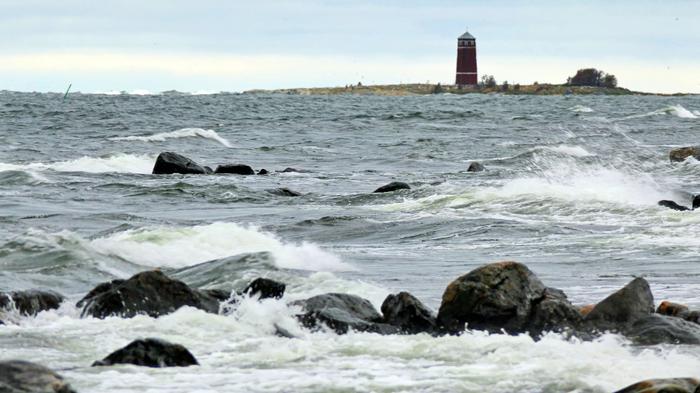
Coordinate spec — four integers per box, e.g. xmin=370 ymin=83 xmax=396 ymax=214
xmin=152 ymin=152 xmax=207 ymax=175
xmin=281 ymin=167 xmax=302 ymax=173
xmin=373 ymin=181 xmax=411 ymax=193
xmin=526 ymin=287 xmax=583 ymax=337
xmin=0 ymin=360 xmax=77 ymax=393
xmin=657 ymin=301 xmax=689 ymax=317
xmin=92 ymin=338 xmax=198 ymax=367
xmin=294 ymin=293 xmax=399 ymax=334
xmin=78 ymin=270 xmax=221 ymax=318
xmin=273 ymin=323 xmax=297 ymax=339
xmin=658 ymin=200 xmax=690 ymax=211
xmin=381 ymin=292 xmax=436 ymax=334
xmin=201 ymin=289 xmax=232 ymax=302
xmin=203 ymin=166 xmax=214 ymax=174
xmin=467 ymin=161 xmax=485 ymax=172
xmin=625 ymin=314 xmax=700 ymax=345
xmin=0 ymin=290 xmax=64 ymax=316
xmin=267 ymin=187 xmax=302 ymax=197
xmin=615 ymin=378 xmax=700 ymax=393
xmin=584 ymin=277 xmax=654 ymax=332
xmin=437 ymin=261 xmax=547 ymax=334
xmin=214 ymin=164 xmax=255 ymax=175
xmin=257 ymin=169 xmax=269 ymax=175
xmin=243 ymin=278 xmax=286 ymax=299
xmin=669 ymin=146 xmax=700 ymax=162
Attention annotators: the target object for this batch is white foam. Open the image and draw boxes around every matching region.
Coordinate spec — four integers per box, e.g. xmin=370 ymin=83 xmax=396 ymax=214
xmin=569 ymin=105 xmax=594 ymax=113
xmin=90 ymin=222 xmax=353 ymax=271
xmin=0 ymin=153 xmax=155 ymax=174
xmin=129 ymin=89 xmax=154 ymax=96
xmin=669 ymin=104 xmax=698 ymax=119
xmin=111 ymin=128 xmax=232 ymax=147
xmin=539 ymin=145 xmax=595 ymax=157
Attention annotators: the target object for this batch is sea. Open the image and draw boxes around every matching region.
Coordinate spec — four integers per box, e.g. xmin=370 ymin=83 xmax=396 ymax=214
xmin=1 ymin=90 xmax=700 ymax=392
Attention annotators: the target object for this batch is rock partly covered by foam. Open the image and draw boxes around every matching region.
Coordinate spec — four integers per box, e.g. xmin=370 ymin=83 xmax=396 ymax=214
xmin=437 ymin=261 xmax=581 ymax=336
xmin=243 ymin=278 xmax=286 ymax=299
xmin=294 ymin=293 xmax=399 ymax=334
xmin=93 ymin=338 xmax=198 ymax=368
xmin=0 ymin=290 xmax=64 ymax=316
xmin=381 ymin=292 xmax=437 ymax=334
xmin=152 ymin=152 xmax=208 ymax=175
xmin=267 ymin=188 xmax=302 ymax=197
xmin=669 ymin=146 xmax=700 ymax=162
xmin=373 ymin=182 xmax=411 ymax=193
xmin=614 ymin=378 xmax=700 ymax=393
xmin=77 ymin=270 xmax=221 ymax=318
xmin=214 ymin=164 xmax=255 ymax=175
xmin=0 ymin=360 xmax=77 ymax=393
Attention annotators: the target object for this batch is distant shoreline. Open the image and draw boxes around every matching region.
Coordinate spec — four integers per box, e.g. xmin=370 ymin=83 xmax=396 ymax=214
xmin=244 ymin=83 xmax=693 ymax=97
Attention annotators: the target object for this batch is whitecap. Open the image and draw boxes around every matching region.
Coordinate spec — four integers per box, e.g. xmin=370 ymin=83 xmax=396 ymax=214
xmin=569 ymin=105 xmax=594 ymax=113
xmin=0 ymin=153 xmax=154 ymax=174
xmin=111 ymin=128 xmax=232 ymax=147
xmin=539 ymin=145 xmax=595 ymax=157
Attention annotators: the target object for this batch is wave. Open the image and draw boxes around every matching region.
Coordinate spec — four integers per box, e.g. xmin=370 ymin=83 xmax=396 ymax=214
xmin=0 ymin=154 xmax=154 ymax=174
xmin=538 ymin=145 xmax=595 ymax=157
xmin=624 ymin=104 xmax=698 ymax=120
xmin=90 ymin=222 xmax=353 ymax=271
xmin=569 ymin=105 xmax=594 ymax=113
xmin=110 ymin=128 xmax=232 ymax=147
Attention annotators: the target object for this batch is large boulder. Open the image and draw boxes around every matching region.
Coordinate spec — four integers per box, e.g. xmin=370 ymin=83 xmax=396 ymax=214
xmin=373 ymin=182 xmax=411 ymax=193
xmin=381 ymin=292 xmax=436 ymax=334
xmin=584 ymin=277 xmax=654 ymax=332
xmin=0 ymin=360 xmax=76 ymax=393
xmin=78 ymin=270 xmax=221 ymax=318
xmin=614 ymin=378 xmax=700 ymax=393
xmin=214 ymin=164 xmax=255 ymax=175
xmin=294 ymin=293 xmax=399 ymax=334
xmin=243 ymin=278 xmax=286 ymax=300
xmin=436 ymin=261 xmax=547 ymax=334
xmin=0 ymin=290 xmax=64 ymax=316
xmin=625 ymin=314 xmax=700 ymax=345
xmin=93 ymin=338 xmax=198 ymax=367
xmin=152 ymin=152 xmax=207 ymax=175
xmin=467 ymin=162 xmax=485 ymax=172
xmin=669 ymin=146 xmax=700 ymax=162
xmin=526 ymin=287 xmax=583 ymax=337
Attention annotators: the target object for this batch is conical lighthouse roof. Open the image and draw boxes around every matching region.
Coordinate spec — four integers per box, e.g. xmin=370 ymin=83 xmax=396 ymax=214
xmin=458 ymin=31 xmax=475 ymax=40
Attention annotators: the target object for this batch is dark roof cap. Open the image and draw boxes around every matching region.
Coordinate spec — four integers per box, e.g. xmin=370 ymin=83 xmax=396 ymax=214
xmin=458 ymin=31 xmax=475 ymax=40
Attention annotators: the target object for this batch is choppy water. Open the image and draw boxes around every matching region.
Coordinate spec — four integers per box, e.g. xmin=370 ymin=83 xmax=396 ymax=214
xmin=1 ymin=90 xmax=700 ymax=392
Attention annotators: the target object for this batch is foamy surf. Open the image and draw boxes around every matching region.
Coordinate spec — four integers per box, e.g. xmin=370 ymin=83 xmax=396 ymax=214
xmin=90 ymin=222 xmax=353 ymax=271
xmin=0 ymin=154 xmax=155 ymax=174
xmin=623 ymin=104 xmax=698 ymax=120
xmin=111 ymin=128 xmax=232 ymax=147
xmin=537 ymin=145 xmax=595 ymax=157
xmin=569 ymin=105 xmax=594 ymax=113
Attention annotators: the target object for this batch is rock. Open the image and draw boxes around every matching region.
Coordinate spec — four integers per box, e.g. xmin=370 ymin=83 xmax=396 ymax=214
xmin=201 ymin=289 xmax=232 ymax=302
xmin=584 ymin=277 xmax=654 ymax=332
xmin=578 ymin=304 xmax=595 ymax=317
xmin=0 ymin=290 xmax=64 ymax=316
xmin=625 ymin=314 xmax=700 ymax=345
xmin=294 ymin=293 xmax=399 ymax=335
xmin=658 ymin=200 xmax=690 ymax=211
xmin=203 ymin=166 xmax=214 ymax=174
xmin=281 ymin=167 xmax=302 ymax=173
xmin=0 ymin=360 xmax=77 ymax=393
xmin=437 ymin=261 xmax=546 ymax=334
xmin=467 ymin=162 xmax=485 ymax=172
xmin=243 ymin=278 xmax=286 ymax=299
xmin=373 ymin=182 xmax=411 ymax=193
xmin=267 ymin=188 xmax=302 ymax=197
xmin=92 ymin=338 xmax=198 ymax=367
xmin=657 ymin=301 xmax=689 ymax=317
xmin=526 ymin=287 xmax=583 ymax=337
xmin=257 ymin=169 xmax=269 ymax=175
xmin=381 ymin=292 xmax=436 ymax=334
xmin=214 ymin=164 xmax=255 ymax=175
xmin=78 ymin=270 xmax=221 ymax=318
xmin=615 ymin=378 xmax=700 ymax=393
xmin=669 ymin=146 xmax=700 ymax=162
xmin=152 ymin=152 xmax=207 ymax=175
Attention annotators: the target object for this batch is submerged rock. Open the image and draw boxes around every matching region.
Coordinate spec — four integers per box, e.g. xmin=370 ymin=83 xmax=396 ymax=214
xmin=614 ymin=378 xmax=700 ymax=393
xmin=78 ymin=270 xmax=221 ymax=318
xmin=467 ymin=162 xmax=485 ymax=172
xmin=0 ymin=360 xmax=77 ymax=393
xmin=294 ymin=293 xmax=399 ymax=334
xmin=0 ymin=290 xmax=64 ymax=316
xmin=93 ymin=338 xmax=198 ymax=367
xmin=381 ymin=292 xmax=436 ymax=334
xmin=152 ymin=152 xmax=207 ymax=175
xmin=214 ymin=164 xmax=255 ymax=175
xmin=584 ymin=277 xmax=654 ymax=332
xmin=257 ymin=169 xmax=269 ymax=175
xmin=625 ymin=314 xmax=700 ymax=345
xmin=243 ymin=278 xmax=286 ymax=299
xmin=658 ymin=200 xmax=691 ymax=211
xmin=669 ymin=146 xmax=700 ymax=162
xmin=267 ymin=188 xmax=302 ymax=197
xmin=373 ymin=182 xmax=411 ymax=193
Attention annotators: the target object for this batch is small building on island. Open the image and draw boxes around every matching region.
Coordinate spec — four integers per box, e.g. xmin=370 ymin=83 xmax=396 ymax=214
xmin=455 ymin=30 xmax=477 ymax=86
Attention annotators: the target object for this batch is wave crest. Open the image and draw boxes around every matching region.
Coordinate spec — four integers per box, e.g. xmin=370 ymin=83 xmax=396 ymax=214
xmin=111 ymin=128 xmax=232 ymax=147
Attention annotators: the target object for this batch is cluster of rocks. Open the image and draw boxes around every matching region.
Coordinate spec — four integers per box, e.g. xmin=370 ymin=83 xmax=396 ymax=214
xmin=656 ymin=147 xmax=700 ymax=211
xmin=4 ymin=261 xmax=700 ymax=392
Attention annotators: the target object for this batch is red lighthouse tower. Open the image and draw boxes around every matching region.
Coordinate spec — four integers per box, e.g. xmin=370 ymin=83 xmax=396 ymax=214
xmin=455 ymin=30 xmax=477 ymax=86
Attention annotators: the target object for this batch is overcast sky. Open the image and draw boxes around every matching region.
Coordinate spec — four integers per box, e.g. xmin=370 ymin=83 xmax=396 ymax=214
xmin=1 ymin=0 xmax=698 ymax=93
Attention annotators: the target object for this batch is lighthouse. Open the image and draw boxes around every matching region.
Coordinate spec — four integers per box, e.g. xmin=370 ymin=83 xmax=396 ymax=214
xmin=455 ymin=30 xmax=477 ymax=86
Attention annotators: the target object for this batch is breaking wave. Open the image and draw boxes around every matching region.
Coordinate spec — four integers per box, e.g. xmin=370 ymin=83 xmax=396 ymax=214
xmin=110 ymin=128 xmax=232 ymax=147
xmin=569 ymin=105 xmax=594 ymax=113
xmin=624 ymin=104 xmax=698 ymax=120
xmin=0 ymin=153 xmax=155 ymax=174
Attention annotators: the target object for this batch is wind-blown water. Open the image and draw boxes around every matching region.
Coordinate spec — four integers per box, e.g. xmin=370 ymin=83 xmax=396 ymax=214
xmin=1 ymin=91 xmax=700 ymax=392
